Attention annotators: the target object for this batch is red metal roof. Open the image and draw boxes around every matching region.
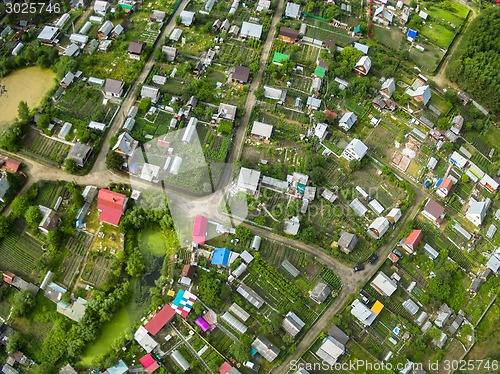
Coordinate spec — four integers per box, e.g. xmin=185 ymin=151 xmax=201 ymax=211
xmin=192 ymin=215 xmax=208 ymax=244
xmin=181 ymin=264 xmax=194 ymax=278
xmin=439 ymin=178 xmax=453 ymax=192
xmin=219 ymin=362 xmax=233 ymax=374
xmin=140 ymin=354 xmax=159 ymax=373
xmin=144 ymin=304 xmax=176 ymax=335
xmin=0 ymin=157 xmax=21 ymax=172
xmin=404 ymin=230 xmax=422 ymax=248
xmin=97 ymin=189 xmax=126 ymax=226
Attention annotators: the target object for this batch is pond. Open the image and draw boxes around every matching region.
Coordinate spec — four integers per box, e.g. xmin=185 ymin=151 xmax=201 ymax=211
xmin=0 ymin=66 xmax=56 ymax=126
xmin=81 ymin=227 xmax=169 ymax=365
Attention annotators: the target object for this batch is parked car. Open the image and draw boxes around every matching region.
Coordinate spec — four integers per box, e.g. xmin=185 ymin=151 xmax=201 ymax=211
xmin=369 ymin=253 xmax=379 ymax=264
xmin=353 ymin=263 xmax=365 ymax=272
xmin=392 ymin=249 xmax=403 ymax=259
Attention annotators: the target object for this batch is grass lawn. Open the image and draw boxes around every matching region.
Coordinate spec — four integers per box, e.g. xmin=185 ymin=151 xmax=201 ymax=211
xmin=409 ymin=43 xmax=443 ymax=72
xmin=466 ymin=298 xmax=500 ymax=362
xmin=420 ymin=22 xmax=455 ymax=49
xmin=427 ymin=6 xmax=466 ymax=26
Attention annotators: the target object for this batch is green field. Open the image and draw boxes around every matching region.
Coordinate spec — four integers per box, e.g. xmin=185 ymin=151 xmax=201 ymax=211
xmin=420 ymin=22 xmax=455 ymax=49
xmin=24 ymin=131 xmax=70 ymax=165
xmin=0 ymin=222 xmax=44 ymax=282
xmin=35 ymin=182 xmax=69 ymax=209
xmin=427 ymin=6 xmax=466 ymax=26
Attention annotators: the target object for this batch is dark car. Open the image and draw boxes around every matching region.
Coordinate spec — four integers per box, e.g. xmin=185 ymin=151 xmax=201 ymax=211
xmin=392 ymin=249 xmax=403 ymax=259
xmin=369 ymin=253 xmax=379 ymax=264
xmin=353 ymin=264 xmax=365 ymax=272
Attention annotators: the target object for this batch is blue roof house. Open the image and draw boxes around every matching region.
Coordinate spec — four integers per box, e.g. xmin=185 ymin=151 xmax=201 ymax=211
xmin=212 ymin=248 xmax=231 ymax=266
xmin=407 ymin=29 xmax=418 ymax=41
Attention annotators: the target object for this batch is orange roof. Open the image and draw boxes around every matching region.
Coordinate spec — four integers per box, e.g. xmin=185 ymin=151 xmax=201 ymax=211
xmin=371 ymin=300 xmax=384 ymax=315
xmin=404 ymin=230 xmax=422 ymax=247
xmin=439 ymin=178 xmax=453 ymax=191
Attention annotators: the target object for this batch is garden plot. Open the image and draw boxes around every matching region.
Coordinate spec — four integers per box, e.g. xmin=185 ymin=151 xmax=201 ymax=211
xmin=131 ymin=110 xmax=173 ymax=142
xmin=54 ymin=82 xmax=118 ymax=125
xmin=295 ymin=43 xmax=320 ymax=66
xmin=303 ymin=20 xmax=355 ymax=46
xmin=364 ymin=122 xmax=399 ymax=162
xmin=350 ymin=163 xmax=404 ymax=208
xmin=80 ymin=255 xmax=114 ymax=288
xmin=35 ymin=182 xmax=70 ymax=210
xmin=60 ymin=232 xmax=93 ymax=288
xmin=0 ymin=222 xmax=44 ymax=282
xmin=216 ymin=42 xmax=261 ymax=67
xmin=372 ymin=25 xmax=404 ymax=52
xmin=409 ymin=42 xmax=444 ymax=72
xmin=23 ymin=130 xmax=70 ymax=165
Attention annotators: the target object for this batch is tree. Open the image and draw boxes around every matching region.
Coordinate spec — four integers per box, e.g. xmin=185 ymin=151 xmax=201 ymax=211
xmin=126 ymin=250 xmax=145 ymax=277
xmin=426 ymin=326 xmax=442 ymax=340
xmin=218 ymin=120 xmax=233 ymax=135
xmin=461 ymin=174 xmax=470 ymax=183
xmin=349 ymin=159 xmax=361 ymax=171
xmin=229 ymin=343 xmax=251 ymax=363
xmin=10 ymin=195 xmax=30 ymax=219
xmin=65 ymin=158 xmax=78 ymax=174
xmin=138 ymin=97 xmax=151 ymax=113
xmin=6 ymin=332 xmax=22 ymax=353
xmin=235 ymin=226 xmax=252 ymax=242
xmin=106 ymin=151 xmax=124 ymax=171
xmin=11 ymin=290 xmax=36 ymax=317
xmin=36 ymin=114 xmax=50 ymax=130
xmin=0 ymin=215 xmax=11 ymax=240
xmin=17 ymin=101 xmax=30 ymax=123
xmin=25 ymin=205 xmax=42 ymax=229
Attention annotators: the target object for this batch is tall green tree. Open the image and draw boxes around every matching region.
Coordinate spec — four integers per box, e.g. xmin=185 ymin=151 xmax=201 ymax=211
xmin=17 ymin=101 xmax=30 ymax=123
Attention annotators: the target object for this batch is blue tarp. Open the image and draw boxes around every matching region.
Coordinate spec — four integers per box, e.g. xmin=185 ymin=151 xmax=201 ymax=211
xmin=107 ymin=359 xmax=129 ymax=374
xmin=211 ymin=247 xmax=231 ymax=266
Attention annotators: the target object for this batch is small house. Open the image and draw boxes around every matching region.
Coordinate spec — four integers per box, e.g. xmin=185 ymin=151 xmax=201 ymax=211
xmin=367 ymin=217 xmax=390 ymax=239
xmin=278 ymin=27 xmax=299 ymax=43
xmin=97 ymin=189 xmax=128 ymax=226
xmin=97 ymin=20 xmax=113 ymax=40
xmin=354 ymin=56 xmax=371 ymax=76
xmin=37 ymin=26 xmax=59 ymax=44
xmin=465 ymin=198 xmax=490 ymax=226
xmin=405 ymin=85 xmax=431 ymax=106
xmin=67 ymin=143 xmax=92 ymax=168
xmin=240 ymin=22 xmax=263 ymax=39
xmin=170 ymin=28 xmax=182 ymax=42
xmin=103 ymin=78 xmax=125 ymax=99
xmin=422 ymin=199 xmax=445 ymax=225
xmin=316 ymin=336 xmax=345 ymax=365
xmin=94 ymin=0 xmax=109 ymax=16
xmin=407 ymin=29 xmax=418 ymax=42
xmin=402 ymin=230 xmax=422 ymax=253
xmin=371 ymin=272 xmax=397 ymax=296
xmin=380 ymin=78 xmax=395 ymax=98
xmin=60 ymin=72 xmax=75 ymax=88
xmin=252 ymin=335 xmax=280 ymax=362
xmin=341 ymin=138 xmax=368 ymax=161
xmin=179 ymin=10 xmax=195 ymax=26
xmin=282 ymin=312 xmax=305 ymax=337
xmin=436 ymin=178 xmax=454 ymax=198
xmin=162 ymin=45 xmax=178 ymax=61
xmin=113 ymin=132 xmax=138 ymax=157
xmin=237 ymin=167 xmax=261 ymax=195
xmin=232 ymin=66 xmax=250 ymax=84
xmin=310 ymin=282 xmax=331 ymax=304
xmin=285 ymin=2 xmax=301 ymax=19
xmin=373 ymin=6 xmax=394 ymax=25
xmin=251 ymin=121 xmax=273 ymax=140
xmin=351 ymin=299 xmax=377 ymax=326
xmin=337 ymin=231 xmax=357 ymax=253
xmin=339 ymin=112 xmax=357 ymax=131
xmin=140 ymin=85 xmax=161 ymax=103
xmin=128 ymin=41 xmax=145 ymax=60
xmin=150 ymin=10 xmax=166 ymax=23
xmin=386 ymin=208 xmax=402 ymax=224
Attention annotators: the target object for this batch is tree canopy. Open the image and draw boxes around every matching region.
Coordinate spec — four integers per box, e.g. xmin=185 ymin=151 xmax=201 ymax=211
xmin=446 ymin=7 xmax=500 ymax=115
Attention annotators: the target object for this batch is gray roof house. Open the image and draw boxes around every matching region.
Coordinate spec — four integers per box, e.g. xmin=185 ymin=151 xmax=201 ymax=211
xmin=251 ymin=335 xmax=280 ymax=362
xmin=380 ymin=78 xmax=396 ymax=98
xmin=140 ymin=85 xmax=161 ymax=103
xmin=237 ymin=167 xmax=261 ymax=195
xmin=282 ymin=311 xmax=305 ymax=337
xmin=113 ymin=132 xmax=138 ymax=157
xmin=251 ymin=121 xmax=273 ymax=140
xmin=310 ymin=282 xmax=331 ymax=304
xmin=60 ymin=72 xmax=75 ymax=88
xmin=434 ymin=304 xmax=452 ymax=328
xmin=339 ymin=112 xmax=357 ymax=131
xmin=327 ymin=325 xmax=349 ymax=346
xmin=351 ymin=299 xmax=376 ymax=326
xmin=285 ymin=2 xmax=301 ymax=19
xmin=465 ymin=198 xmax=490 ymax=226
xmin=67 ymin=143 xmax=92 ymax=167
xmin=179 ymin=11 xmax=195 ymax=26
xmin=232 ymin=65 xmax=251 ymax=83
xmin=162 ymin=45 xmax=178 ymax=61
xmin=486 ymin=253 xmax=500 ymax=273
xmin=240 ymin=22 xmax=263 ymax=39
xmin=0 ymin=174 xmax=10 ymax=202
xmin=338 ymin=231 xmax=358 ymax=253
xmin=316 ymin=336 xmax=345 ymax=365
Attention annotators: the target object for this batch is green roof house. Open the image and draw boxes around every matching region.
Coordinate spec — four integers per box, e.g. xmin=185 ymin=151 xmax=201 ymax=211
xmin=354 ymin=25 xmax=362 ymax=34
xmin=273 ymin=52 xmax=290 ymax=64
xmin=314 ymin=66 xmax=327 ymax=78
